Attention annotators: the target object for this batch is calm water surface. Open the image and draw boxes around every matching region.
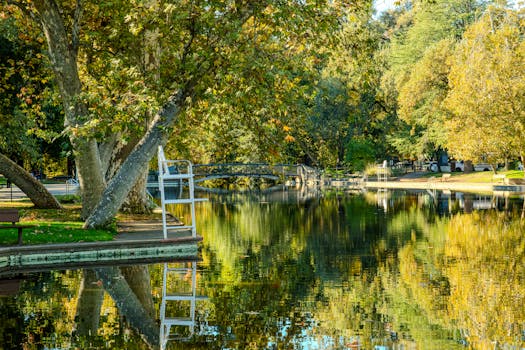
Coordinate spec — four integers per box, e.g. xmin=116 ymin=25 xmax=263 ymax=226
xmin=1 ymin=189 xmax=524 ymax=349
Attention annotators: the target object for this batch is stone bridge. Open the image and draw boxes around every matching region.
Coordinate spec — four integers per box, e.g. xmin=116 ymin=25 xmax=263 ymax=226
xmin=192 ymin=163 xmax=305 ymax=183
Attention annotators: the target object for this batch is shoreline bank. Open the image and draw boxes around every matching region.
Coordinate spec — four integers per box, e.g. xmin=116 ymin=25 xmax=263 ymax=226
xmin=363 ymin=180 xmax=525 ymax=194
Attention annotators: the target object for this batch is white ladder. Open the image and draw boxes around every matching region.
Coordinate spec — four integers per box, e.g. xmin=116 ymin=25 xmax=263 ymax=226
xmin=159 ymin=262 xmax=197 ymax=348
xmin=158 ymin=146 xmax=203 ymax=239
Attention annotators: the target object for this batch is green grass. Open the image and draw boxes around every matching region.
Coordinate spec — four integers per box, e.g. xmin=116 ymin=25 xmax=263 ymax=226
xmin=0 ymin=204 xmax=116 ymax=245
xmin=0 ymin=221 xmax=115 ymax=245
xmin=503 ymin=170 xmax=524 ymax=179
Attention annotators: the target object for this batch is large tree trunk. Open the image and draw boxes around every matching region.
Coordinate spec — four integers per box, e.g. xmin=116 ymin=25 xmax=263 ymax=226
xmin=121 ymin=265 xmax=156 ymax=318
xmin=33 ymin=0 xmax=106 ymax=219
xmin=74 ymin=269 xmax=104 ymax=337
xmin=94 ymin=267 xmax=159 ymax=349
xmin=104 ymin=135 xmax=151 ymax=214
xmin=120 ymin=167 xmax=152 ymax=214
xmin=85 ymin=90 xmax=188 ymax=228
xmin=0 ymin=153 xmax=61 ymax=209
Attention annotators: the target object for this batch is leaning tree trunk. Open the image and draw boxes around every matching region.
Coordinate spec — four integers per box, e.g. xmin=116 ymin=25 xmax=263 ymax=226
xmin=121 ymin=265 xmax=156 ymax=318
xmin=120 ymin=167 xmax=152 ymax=214
xmin=0 ymin=153 xmax=61 ymax=209
xmin=94 ymin=267 xmax=159 ymax=349
xmin=33 ymin=0 xmax=106 ymax=219
xmin=103 ymin=135 xmax=152 ymax=215
xmin=84 ymin=90 xmax=188 ymax=229
xmin=74 ymin=269 xmax=105 ymax=337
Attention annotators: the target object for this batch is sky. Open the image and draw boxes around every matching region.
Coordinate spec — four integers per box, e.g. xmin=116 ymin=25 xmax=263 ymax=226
xmin=374 ymin=0 xmax=397 ymax=13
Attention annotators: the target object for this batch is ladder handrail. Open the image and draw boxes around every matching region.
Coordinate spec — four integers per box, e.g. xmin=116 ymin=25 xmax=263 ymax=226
xmin=160 ymin=262 xmax=198 ymax=348
xmin=158 ymin=146 xmax=197 ymax=238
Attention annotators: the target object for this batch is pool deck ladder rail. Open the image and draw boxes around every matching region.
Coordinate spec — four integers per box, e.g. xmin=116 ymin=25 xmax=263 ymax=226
xmin=157 ymin=146 xmax=206 ymax=239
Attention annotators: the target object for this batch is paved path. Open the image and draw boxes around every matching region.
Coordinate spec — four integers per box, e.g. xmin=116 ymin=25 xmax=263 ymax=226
xmin=0 ymin=186 xmax=27 ymax=201
xmin=116 ymin=219 xmax=193 ymax=241
xmin=0 ymin=183 xmax=79 ymax=201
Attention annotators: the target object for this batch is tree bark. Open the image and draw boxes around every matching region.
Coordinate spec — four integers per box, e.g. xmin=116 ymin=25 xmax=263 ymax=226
xmin=84 ymin=89 xmax=188 ymax=228
xmin=33 ymin=0 xmax=106 ymax=219
xmin=121 ymin=265 xmax=156 ymax=318
xmin=105 ymin=135 xmax=151 ymax=214
xmin=94 ymin=266 xmax=159 ymax=349
xmin=74 ymin=269 xmax=104 ymax=337
xmin=120 ymin=167 xmax=152 ymax=214
xmin=0 ymin=153 xmax=61 ymax=209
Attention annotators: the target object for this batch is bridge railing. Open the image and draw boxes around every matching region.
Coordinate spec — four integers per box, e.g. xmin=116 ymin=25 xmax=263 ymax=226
xmin=192 ymin=163 xmax=300 ymax=178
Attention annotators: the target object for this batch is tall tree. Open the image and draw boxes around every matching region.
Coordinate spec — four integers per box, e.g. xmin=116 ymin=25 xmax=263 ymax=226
xmin=0 ymin=10 xmax=66 ymax=205
xmin=383 ymin=0 xmax=484 ymax=160
xmin=444 ymin=6 xmax=525 ymax=166
xmin=3 ymin=0 xmax=360 ymax=228
xmin=396 ymin=39 xmax=454 ymax=158
xmin=306 ymin=3 xmax=389 ymax=170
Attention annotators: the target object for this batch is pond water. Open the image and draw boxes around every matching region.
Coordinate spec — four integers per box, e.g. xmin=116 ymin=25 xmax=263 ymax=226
xmin=1 ymin=189 xmax=525 ymax=349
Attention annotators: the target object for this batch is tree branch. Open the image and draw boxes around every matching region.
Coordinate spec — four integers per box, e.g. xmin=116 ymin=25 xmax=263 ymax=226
xmin=6 ymin=0 xmax=37 ymax=21
xmin=72 ymin=0 xmax=83 ymax=54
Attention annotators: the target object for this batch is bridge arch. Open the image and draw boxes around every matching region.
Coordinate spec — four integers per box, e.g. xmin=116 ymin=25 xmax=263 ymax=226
xmin=147 ymin=162 xmax=320 ymax=191
xmin=194 ymin=174 xmax=280 ymax=183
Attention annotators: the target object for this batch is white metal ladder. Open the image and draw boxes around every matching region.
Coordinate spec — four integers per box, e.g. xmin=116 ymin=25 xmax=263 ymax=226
xmin=159 ymin=262 xmax=197 ymax=348
xmin=157 ymin=146 xmax=200 ymax=239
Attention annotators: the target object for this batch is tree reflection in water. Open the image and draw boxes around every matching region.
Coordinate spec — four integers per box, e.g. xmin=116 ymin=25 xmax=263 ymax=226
xmin=0 ymin=189 xmax=524 ymax=349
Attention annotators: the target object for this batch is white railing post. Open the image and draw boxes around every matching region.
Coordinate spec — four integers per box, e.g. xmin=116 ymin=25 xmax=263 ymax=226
xmin=188 ymin=164 xmax=196 ymax=237
xmin=158 ymin=146 xmax=168 ymax=239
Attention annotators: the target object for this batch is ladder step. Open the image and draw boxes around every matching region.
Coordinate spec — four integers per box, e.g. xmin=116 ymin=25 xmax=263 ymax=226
xmin=165 ymin=225 xmax=192 ymax=230
xmin=164 ymin=199 xmax=195 ymax=204
xmin=165 ymin=295 xmax=196 ymax=301
xmin=167 ymin=267 xmax=193 ymax=272
xmin=161 ymin=174 xmax=192 ymax=180
xmin=163 ymin=317 xmax=194 ymax=326
xmin=164 ymin=225 xmax=193 ymax=231
xmin=163 ymin=198 xmax=207 ymax=204
xmin=163 ymin=294 xmax=208 ymax=301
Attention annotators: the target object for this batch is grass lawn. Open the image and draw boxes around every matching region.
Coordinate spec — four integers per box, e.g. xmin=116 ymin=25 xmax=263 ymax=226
xmin=0 ymin=221 xmax=115 ymax=245
xmin=409 ymin=170 xmax=524 ymax=182
xmin=0 ymin=200 xmax=115 ymax=246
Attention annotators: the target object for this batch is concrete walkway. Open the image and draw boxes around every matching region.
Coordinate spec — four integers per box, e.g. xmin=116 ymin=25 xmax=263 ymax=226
xmin=116 ymin=219 xmax=193 ymax=241
xmin=365 ymin=178 xmax=525 ymax=193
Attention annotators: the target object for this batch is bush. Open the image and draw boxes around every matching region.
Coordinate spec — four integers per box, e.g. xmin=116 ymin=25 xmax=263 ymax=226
xmin=345 ymin=138 xmax=376 ymax=172
xmin=364 ymin=163 xmax=391 ymax=177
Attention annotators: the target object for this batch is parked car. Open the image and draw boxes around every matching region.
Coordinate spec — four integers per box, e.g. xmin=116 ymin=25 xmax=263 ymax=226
xmin=474 ymin=163 xmax=493 ymax=171
xmin=424 ymin=161 xmax=439 ymax=172
xmin=452 ymin=160 xmax=464 ymax=172
xmin=424 ymin=160 xmax=453 ymax=172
